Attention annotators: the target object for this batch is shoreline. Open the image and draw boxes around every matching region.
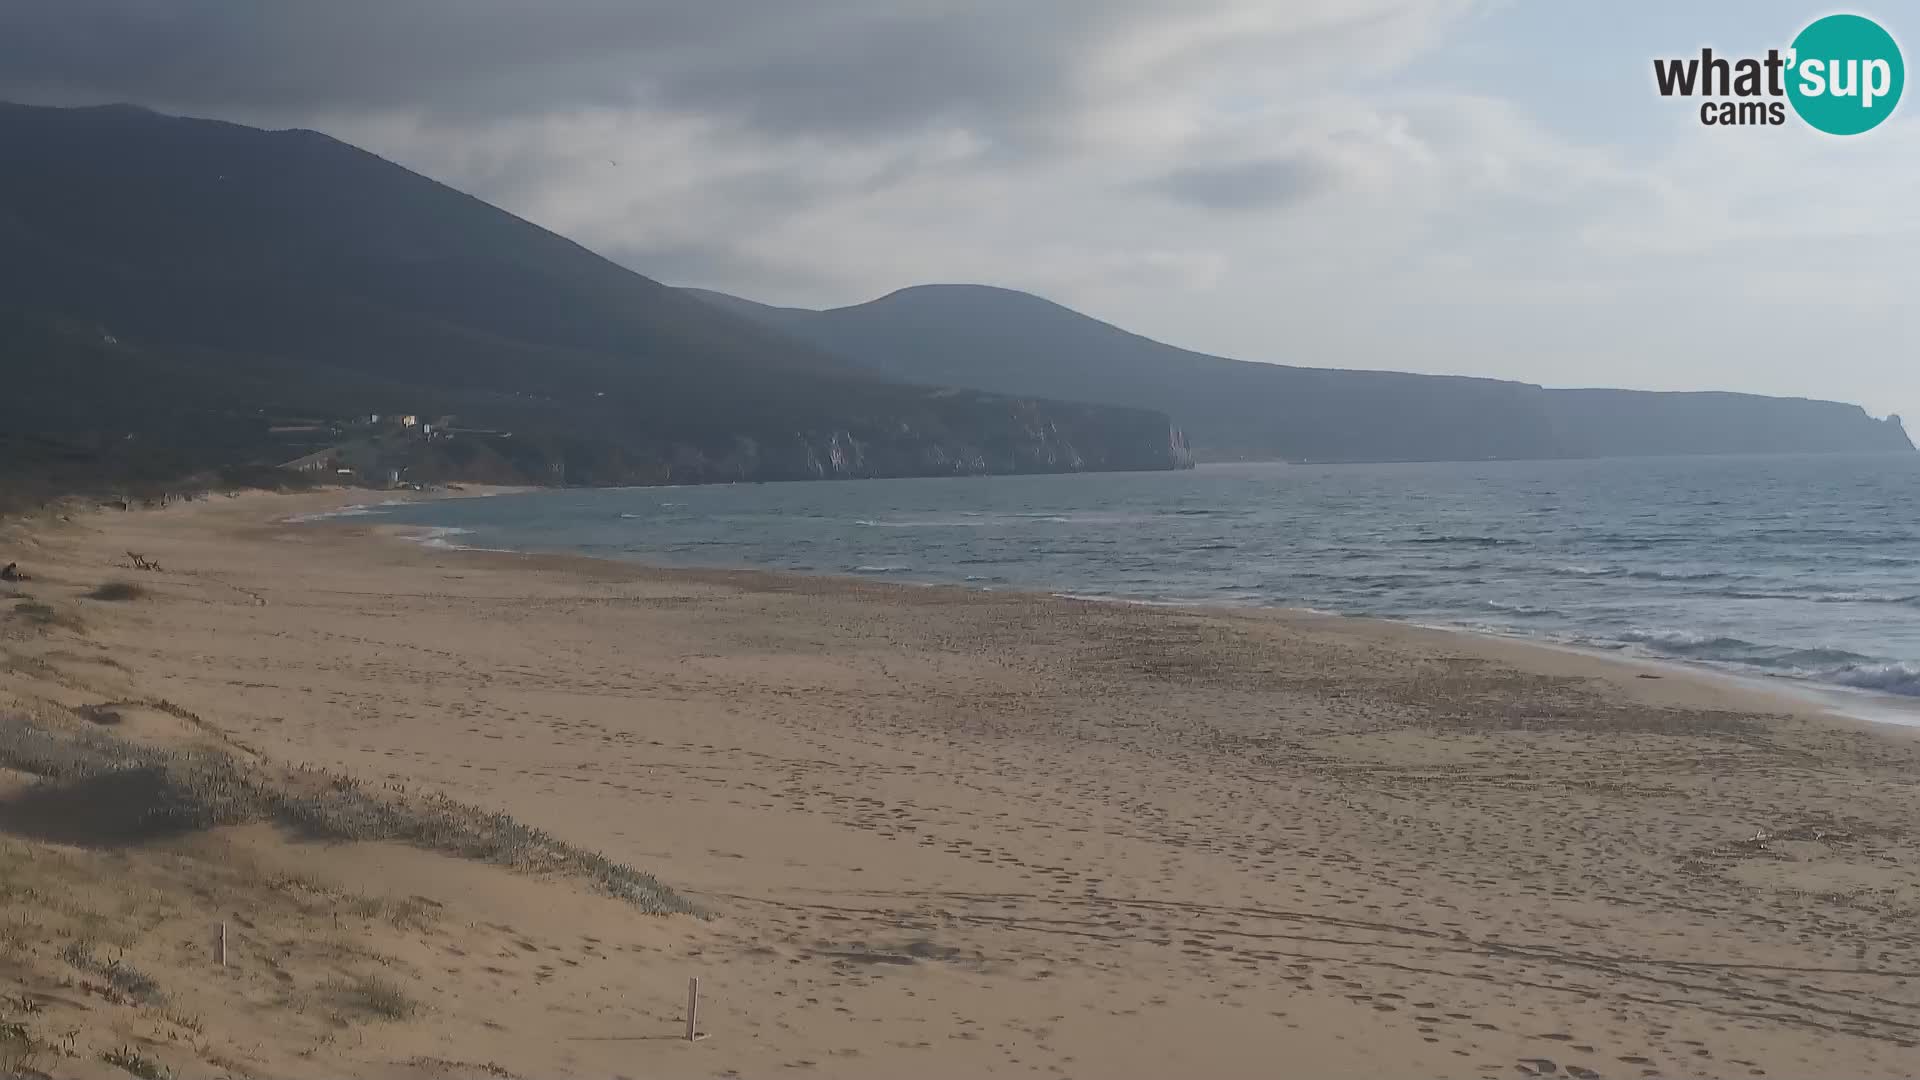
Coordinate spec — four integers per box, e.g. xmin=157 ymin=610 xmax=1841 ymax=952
xmin=255 ymin=483 xmax=1920 ymax=747
xmin=256 ymin=481 xmax=1920 ymax=744
xmin=368 ymin=520 xmax=1920 ymax=741
xmin=9 ymin=486 xmax=1920 ymax=1077
xmin=314 ymin=485 xmax=1920 ymax=732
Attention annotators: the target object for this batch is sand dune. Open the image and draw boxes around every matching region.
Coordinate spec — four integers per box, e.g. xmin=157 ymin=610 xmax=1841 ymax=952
xmin=1 ymin=490 xmax=1916 ymax=1078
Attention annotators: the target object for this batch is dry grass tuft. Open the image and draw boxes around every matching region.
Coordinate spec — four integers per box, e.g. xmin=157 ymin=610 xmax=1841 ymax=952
xmin=9 ymin=599 xmax=84 ymax=634
xmin=329 ymin=973 xmax=419 ymax=1021
xmin=346 ymin=892 xmax=440 ymax=932
xmin=0 ymin=712 xmax=694 ymax=914
xmin=0 ymin=1023 xmax=46 ymax=1077
xmin=75 ymin=702 xmax=125 ymax=726
xmin=59 ymin=939 xmax=165 ymax=1004
xmin=102 ymin=1044 xmax=173 ymax=1079
xmin=103 ymin=957 xmax=165 ymax=1003
xmin=0 ymin=914 xmax=35 ymax=957
xmin=87 ymin=581 xmax=148 ymax=602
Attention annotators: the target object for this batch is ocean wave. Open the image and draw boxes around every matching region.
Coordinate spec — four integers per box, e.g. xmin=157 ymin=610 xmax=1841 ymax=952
xmin=1584 ymin=534 xmax=1696 ymax=547
xmin=282 ymin=499 xmax=409 ymax=524
xmin=850 ymin=564 xmax=909 ymax=573
xmin=1053 ymin=592 xmax=1197 ymax=608
xmin=1704 ymin=587 xmax=1920 ymax=606
xmin=1812 ymin=592 xmax=1920 ymax=606
xmin=1617 ymin=628 xmax=1750 ymax=653
xmin=1625 ymin=568 xmax=1725 ymax=582
xmin=1337 ymin=573 xmax=1429 ymax=589
xmin=1775 ymin=647 xmax=1878 ymax=668
xmin=283 ymin=506 xmax=376 ymax=524
xmin=1481 ymin=600 xmax=1562 ymax=618
xmin=1614 ymin=629 xmax=1880 ymax=672
xmin=1750 ymin=528 xmax=1917 ymax=545
xmin=1819 ymin=661 xmax=1920 ymax=698
xmin=403 ymin=526 xmax=477 ymax=551
xmin=1406 ymin=535 xmax=1520 ymax=547
xmin=1552 ymin=565 xmax=1726 ymax=582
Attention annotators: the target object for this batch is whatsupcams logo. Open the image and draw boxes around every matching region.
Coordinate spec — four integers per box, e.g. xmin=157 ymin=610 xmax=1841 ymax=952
xmin=1653 ymin=13 xmax=1904 ymax=133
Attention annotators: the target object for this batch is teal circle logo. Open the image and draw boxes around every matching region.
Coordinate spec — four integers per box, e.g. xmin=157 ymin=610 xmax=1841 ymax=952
xmin=1787 ymin=14 xmax=1904 ymax=135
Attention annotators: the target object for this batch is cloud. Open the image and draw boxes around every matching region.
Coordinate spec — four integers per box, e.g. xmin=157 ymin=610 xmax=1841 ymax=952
xmin=0 ymin=2 xmax=1479 ymax=140
xmin=1151 ymin=153 xmax=1342 ymax=211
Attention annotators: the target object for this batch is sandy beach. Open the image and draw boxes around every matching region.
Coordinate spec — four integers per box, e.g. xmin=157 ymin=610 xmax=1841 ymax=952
xmin=2 ymin=488 xmax=1917 ymax=1079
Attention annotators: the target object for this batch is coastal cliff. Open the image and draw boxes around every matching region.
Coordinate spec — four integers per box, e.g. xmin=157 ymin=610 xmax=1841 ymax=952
xmin=688 ymin=284 xmax=1914 ymax=463
xmin=1542 ymin=390 xmax=1912 ymax=458
xmin=378 ymin=396 xmax=1188 ymax=487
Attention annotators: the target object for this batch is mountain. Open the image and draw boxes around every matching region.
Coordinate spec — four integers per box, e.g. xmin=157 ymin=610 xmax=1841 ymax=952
xmin=685 ymin=284 xmax=1913 ymax=463
xmin=0 ymin=104 xmax=1188 ymax=493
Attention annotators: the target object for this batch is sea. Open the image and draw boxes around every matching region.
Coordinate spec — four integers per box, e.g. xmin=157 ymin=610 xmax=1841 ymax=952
xmin=339 ymin=454 xmax=1920 ymax=715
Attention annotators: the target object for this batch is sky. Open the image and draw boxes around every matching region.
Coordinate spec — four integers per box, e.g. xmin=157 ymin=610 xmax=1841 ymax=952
xmin=4 ymin=1 xmax=1915 ymax=422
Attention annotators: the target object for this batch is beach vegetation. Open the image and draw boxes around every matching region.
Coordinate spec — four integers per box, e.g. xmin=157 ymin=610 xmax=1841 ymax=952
xmin=329 ymin=973 xmax=419 ymax=1021
xmin=0 ymin=710 xmax=694 ymax=914
xmin=86 ymin=580 xmax=148 ymax=602
xmin=101 ymin=1044 xmax=172 ymax=1079
xmin=9 ymin=599 xmax=84 ymax=633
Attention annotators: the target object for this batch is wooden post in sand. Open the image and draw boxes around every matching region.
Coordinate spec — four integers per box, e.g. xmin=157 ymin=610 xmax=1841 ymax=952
xmin=685 ymin=976 xmax=701 ymax=1041
xmin=217 ymin=921 xmax=227 ymax=967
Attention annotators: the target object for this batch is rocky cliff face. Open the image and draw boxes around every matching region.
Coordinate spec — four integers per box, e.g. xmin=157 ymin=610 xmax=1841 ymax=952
xmin=622 ymin=395 xmax=1192 ymax=484
xmin=632 ymin=413 xmax=1185 ymax=485
xmin=381 ymin=398 xmax=1189 ymax=487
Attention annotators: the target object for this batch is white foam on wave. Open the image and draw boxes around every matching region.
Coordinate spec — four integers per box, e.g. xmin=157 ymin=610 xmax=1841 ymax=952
xmin=1051 ymin=592 xmax=1201 ymax=609
xmin=401 ymin=526 xmax=477 ymax=550
xmin=1618 ymin=627 xmax=1719 ymax=649
xmin=1819 ymin=661 xmax=1920 ymax=698
xmin=281 ymin=498 xmax=412 ymax=524
xmin=1481 ymin=599 xmax=1562 ymax=618
xmin=1810 ymin=591 xmax=1920 ymax=606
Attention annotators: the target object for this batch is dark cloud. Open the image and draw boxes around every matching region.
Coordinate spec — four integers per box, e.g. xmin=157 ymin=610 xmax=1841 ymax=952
xmin=0 ymin=0 xmax=1132 ymax=136
xmin=1150 ymin=153 xmax=1341 ymax=211
xmin=2 ymin=2 xmax=706 ymax=111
